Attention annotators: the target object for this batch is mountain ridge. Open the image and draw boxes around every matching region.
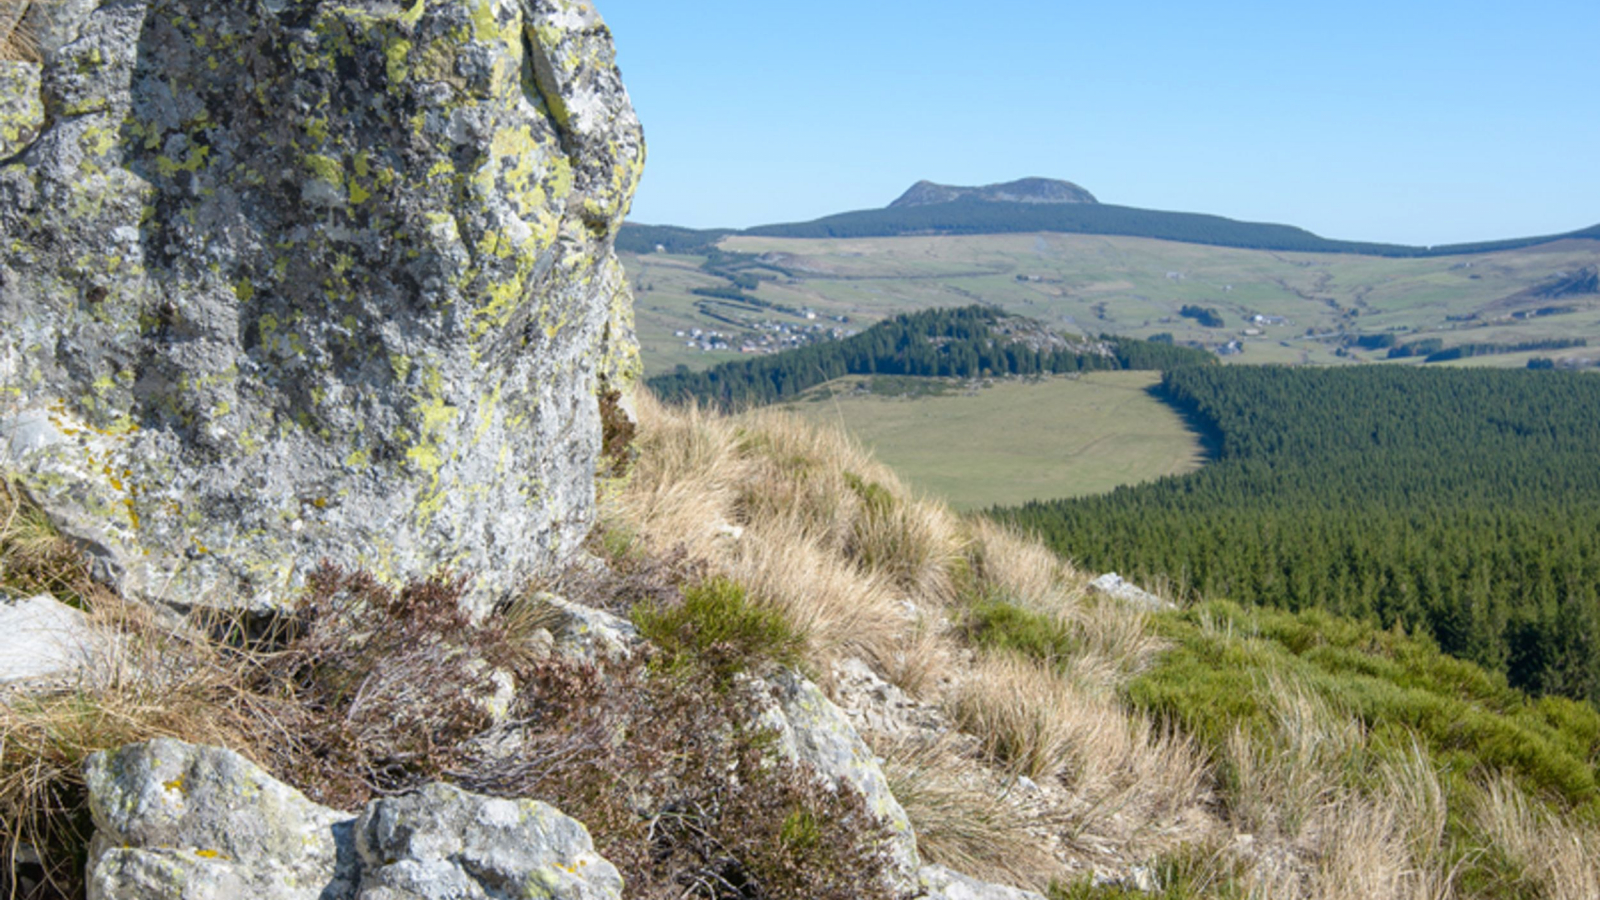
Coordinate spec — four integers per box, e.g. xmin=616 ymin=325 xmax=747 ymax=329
xmin=620 ymin=180 xmax=1600 ymax=258
xmin=888 ymin=177 xmax=1098 ymax=208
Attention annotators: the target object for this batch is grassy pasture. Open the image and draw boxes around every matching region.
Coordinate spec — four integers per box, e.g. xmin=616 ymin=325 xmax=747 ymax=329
xmin=622 ymin=232 xmax=1600 ymax=376
xmin=781 ymin=371 xmax=1206 ymax=510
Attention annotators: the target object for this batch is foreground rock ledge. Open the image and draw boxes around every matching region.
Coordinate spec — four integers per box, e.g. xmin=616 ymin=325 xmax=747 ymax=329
xmin=84 ymin=739 xmax=624 ymax=900
xmin=0 ymin=0 xmax=644 ymax=611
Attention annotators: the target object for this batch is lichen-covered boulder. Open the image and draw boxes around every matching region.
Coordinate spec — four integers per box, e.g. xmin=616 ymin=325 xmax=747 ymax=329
xmin=354 ymin=782 xmax=623 ymax=900
xmin=0 ymin=0 xmax=644 ymax=612
xmin=84 ymin=739 xmax=623 ymax=900
xmin=758 ymin=667 xmax=922 ymax=884
xmin=83 ymin=738 xmax=357 ymax=900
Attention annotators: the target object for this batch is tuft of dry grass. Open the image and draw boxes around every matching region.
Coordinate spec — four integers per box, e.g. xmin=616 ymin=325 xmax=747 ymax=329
xmin=965 ymin=517 xmax=1081 ymax=616
xmin=1470 ymin=776 xmax=1600 ymax=900
xmin=728 ymin=514 xmax=906 ymax=674
xmin=879 ymin=613 xmax=957 ymax=700
xmin=612 ymin=392 xmax=963 ymax=684
xmin=877 ymin=735 xmax=1058 ymax=891
xmin=604 ymin=392 xmax=749 ymax=562
xmin=1223 ymin=676 xmax=1363 ymax=843
xmin=1 ymin=481 xmax=110 ymax=609
xmin=0 ymin=1 xmax=38 ymax=63
xmin=1 ymin=598 xmax=256 ymax=898
xmin=951 ymin=653 xmax=1076 ymax=780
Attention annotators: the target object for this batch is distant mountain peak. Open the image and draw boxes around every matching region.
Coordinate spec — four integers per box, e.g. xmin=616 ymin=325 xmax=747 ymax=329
xmin=889 ymin=177 xmax=1099 ymax=208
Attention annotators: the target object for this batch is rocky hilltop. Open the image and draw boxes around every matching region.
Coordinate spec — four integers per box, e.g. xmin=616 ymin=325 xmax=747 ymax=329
xmin=0 ymin=0 xmax=643 ymax=612
xmin=888 ymin=177 xmax=1098 ymax=208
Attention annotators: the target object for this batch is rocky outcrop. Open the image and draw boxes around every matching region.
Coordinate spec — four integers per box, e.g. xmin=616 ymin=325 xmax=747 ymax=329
xmin=757 ymin=667 xmax=922 ymax=883
xmin=889 ymin=177 xmax=1097 ymax=208
xmin=353 ymin=783 xmax=624 ymax=900
xmin=84 ymin=739 xmax=622 ymax=900
xmin=0 ymin=0 xmax=643 ymax=612
xmin=1089 ymin=572 xmax=1172 ymax=612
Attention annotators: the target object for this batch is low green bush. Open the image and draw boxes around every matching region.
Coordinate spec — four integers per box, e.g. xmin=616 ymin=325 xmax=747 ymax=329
xmin=632 ymin=575 xmax=804 ymax=687
xmin=963 ymin=600 xmax=1077 ymax=668
xmin=1131 ymin=600 xmax=1600 ymax=808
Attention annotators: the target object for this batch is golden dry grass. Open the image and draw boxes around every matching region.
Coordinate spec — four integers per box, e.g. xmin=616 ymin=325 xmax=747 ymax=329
xmin=1471 ymin=777 xmax=1600 ymax=900
xmin=1 ymin=481 xmax=113 ymax=612
xmin=877 ymin=735 xmax=1059 ymax=890
xmin=611 ymin=392 xmax=964 ymax=679
xmin=0 ymin=1 xmax=38 ymax=63
xmin=1 ymin=599 xmax=258 ymax=896
xmin=951 ymin=653 xmax=1078 ymax=780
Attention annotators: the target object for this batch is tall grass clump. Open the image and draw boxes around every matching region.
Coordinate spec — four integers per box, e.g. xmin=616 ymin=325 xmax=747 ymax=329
xmin=1 ymin=600 xmax=256 ymax=898
xmin=877 ymin=735 xmax=1059 ymax=890
xmin=1 ymin=481 xmax=108 ymax=609
xmin=0 ymin=1 xmax=38 ymax=63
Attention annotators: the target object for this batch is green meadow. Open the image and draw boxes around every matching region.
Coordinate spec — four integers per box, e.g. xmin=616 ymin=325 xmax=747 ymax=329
xmin=780 ymin=371 xmax=1206 ymax=510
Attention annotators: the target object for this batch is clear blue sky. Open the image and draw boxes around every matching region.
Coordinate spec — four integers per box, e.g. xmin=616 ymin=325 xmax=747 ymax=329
xmin=598 ymin=0 xmax=1600 ymax=246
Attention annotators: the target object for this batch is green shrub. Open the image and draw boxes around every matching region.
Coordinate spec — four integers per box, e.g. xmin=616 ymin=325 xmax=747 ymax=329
xmin=963 ymin=600 xmax=1076 ymax=668
xmin=632 ymin=575 xmax=803 ymax=687
xmin=1130 ymin=601 xmax=1600 ymax=808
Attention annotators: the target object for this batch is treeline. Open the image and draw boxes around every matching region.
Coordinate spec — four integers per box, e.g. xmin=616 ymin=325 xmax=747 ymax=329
xmin=614 ymin=223 xmax=735 ymax=255
xmin=1382 ymin=336 xmax=1589 ymax=361
xmin=617 ymin=205 xmax=1600 ymax=260
xmin=732 ymin=201 xmax=1600 ymax=258
xmin=1179 ymin=305 xmax=1226 ymax=328
xmin=645 ymin=306 xmax=1215 ymax=410
xmin=994 ymin=365 xmax=1600 ymax=705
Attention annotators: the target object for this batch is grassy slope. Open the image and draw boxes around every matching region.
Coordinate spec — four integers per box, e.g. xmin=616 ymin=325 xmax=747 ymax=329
xmin=781 ymin=372 xmax=1206 ymax=510
xmin=621 ymin=233 xmax=1600 ymax=376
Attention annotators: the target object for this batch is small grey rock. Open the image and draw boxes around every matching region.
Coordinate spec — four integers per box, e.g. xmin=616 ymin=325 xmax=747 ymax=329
xmin=1088 ymin=573 xmax=1173 ymax=612
xmin=528 ymin=591 xmax=641 ymax=662
xmin=83 ymin=739 xmax=356 ymax=900
xmin=355 ymin=782 xmax=622 ymax=900
xmin=0 ymin=593 xmax=104 ymax=686
xmin=917 ymin=864 xmax=1049 ymax=900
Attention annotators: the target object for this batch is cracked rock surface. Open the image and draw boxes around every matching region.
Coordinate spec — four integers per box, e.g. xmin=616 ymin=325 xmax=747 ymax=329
xmin=0 ymin=0 xmax=643 ymax=612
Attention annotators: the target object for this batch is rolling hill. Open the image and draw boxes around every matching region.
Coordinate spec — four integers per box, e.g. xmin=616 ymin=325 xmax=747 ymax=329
xmin=618 ymin=178 xmax=1600 ymax=257
xmin=619 ymin=180 xmax=1600 ymax=378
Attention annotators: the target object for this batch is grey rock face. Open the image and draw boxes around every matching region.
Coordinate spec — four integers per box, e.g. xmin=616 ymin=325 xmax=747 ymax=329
xmin=0 ymin=591 xmax=106 ymax=686
xmin=84 ymin=740 xmax=622 ymax=900
xmin=0 ymin=0 xmax=644 ymax=612
xmin=355 ymin=782 xmax=623 ymax=900
xmin=917 ymin=864 xmax=1049 ymax=900
xmin=759 ymin=667 xmax=921 ymax=884
xmin=84 ymin=739 xmax=355 ymax=900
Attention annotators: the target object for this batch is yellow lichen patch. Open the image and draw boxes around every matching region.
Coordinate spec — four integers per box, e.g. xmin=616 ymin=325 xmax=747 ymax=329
xmin=384 ymin=37 xmax=412 ymax=83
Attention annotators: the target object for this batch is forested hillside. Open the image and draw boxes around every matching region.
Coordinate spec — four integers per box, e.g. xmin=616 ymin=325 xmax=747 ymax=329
xmin=996 ymin=366 xmax=1600 ymax=704
xmin=623 ymin=200 xmax=1600 ymax=258
xmin=645 ymin=306 xmax=1214 ymax=409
